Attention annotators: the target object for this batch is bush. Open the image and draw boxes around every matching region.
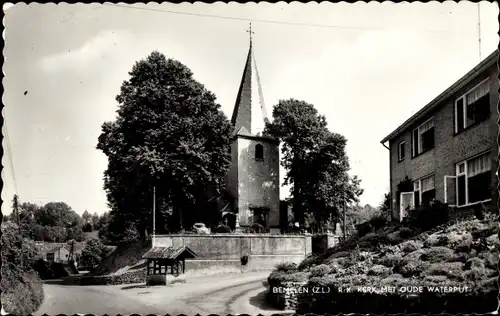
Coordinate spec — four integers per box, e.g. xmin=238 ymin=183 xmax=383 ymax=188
xmin=33 ymin=259 xmax=69 ymax=280
xmin=1 ymin=223 xmax=44 ymax=314
xmin=405 ymin=200 xmax=449 ymax=231
xmin=310 ymin=264 xmax=331 ymax=277
xmin=399 ymin=227 xmax=416 ymax=239
xmin=368 ymin=264 xmax=391 ymax=277
xmin=478 ymin=252 xmax=498 ymax=269
xmin=80 ymin=238 xmax=110 ymax=269
xmin=425 ymin=262 xmax=463 ymax=280
xmin=401 ymin=240 xmax=423 ymax=253
xmin=473 ymin=203 xmax=485 ymax=220
xmin=377 ymin=254 xmax=404 ymax=267
xmin=275 ymin=262 xmax=297 ymax=272
xmin=356 ymin=222 xmax=374 ymax=237
xmin=395 ymin=261 xmax=430 ymax=277
xmin=420 ymin=247 xmax=455 ymax=263
xmin=464 ymin=257 xmax=485 ymax=270
xmin=249 ymin=223 xmax=266 ymax=233
xmin=212 ymin=225 xmax=232 ymax=233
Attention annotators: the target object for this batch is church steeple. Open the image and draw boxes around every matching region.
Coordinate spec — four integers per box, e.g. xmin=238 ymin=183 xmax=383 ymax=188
xmin=231 ymin=23 xmax=268 ymax=136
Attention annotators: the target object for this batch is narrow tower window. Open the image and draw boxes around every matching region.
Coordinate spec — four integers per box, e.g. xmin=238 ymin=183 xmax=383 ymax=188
xmin=255 ymin=144 xmax=264 ymax=161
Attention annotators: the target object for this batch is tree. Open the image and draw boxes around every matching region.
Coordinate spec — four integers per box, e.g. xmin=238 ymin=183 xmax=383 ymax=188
xmin=265 ymin=99 xmax=363 ymax=228
xmin=91 ymin=213 xmax=100 ymax=229
xmin=97 ymin=51 xmax=233 ymax=237
xmin=80 ymin=238 xmax=108 ymax=269
xmin=99 ymin=213 xmax=140 ymax=245
xmin=380 ymin=192 xmax=391 ymax=221
xmin=35 ymin=202 xmax=82 ymax=228
xmin=82 ymin=210 xmax=92 ymax=224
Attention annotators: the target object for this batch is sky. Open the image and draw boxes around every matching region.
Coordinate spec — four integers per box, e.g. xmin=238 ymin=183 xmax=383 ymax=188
xmin=2 ymin=2 xmax=498 ymax=216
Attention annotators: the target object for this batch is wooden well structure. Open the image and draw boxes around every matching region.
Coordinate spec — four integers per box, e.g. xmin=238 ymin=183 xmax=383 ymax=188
xmin=142 ymin=246 xmax=197 ymax=285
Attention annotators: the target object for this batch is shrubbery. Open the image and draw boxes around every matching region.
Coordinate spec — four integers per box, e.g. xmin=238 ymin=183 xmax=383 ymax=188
xmin=403 ymin=200 xmax=449 ymax=231
xmin=269 ymin=206 xmax=498 ymax=314
xmin=275 ymin=262 xmax=297 ymax=272
xmin=33 ymin=259 xmax=69 ymax=280
xmin=310 ymin=264 xmax=331 ymax=277
xmin=212 ymin=225 xmax=232 ymax=233
xmin=80 ymin=238 xmax=113 ymax=270
xmin=250 ymin=223 xmax=266 ymax=233
xmin=1 ymin=222 xmax=44 ymax=314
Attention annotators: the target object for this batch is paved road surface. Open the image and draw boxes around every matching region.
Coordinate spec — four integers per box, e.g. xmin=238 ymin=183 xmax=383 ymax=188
xmin=36 ymin=271 xmax=293 ymax=315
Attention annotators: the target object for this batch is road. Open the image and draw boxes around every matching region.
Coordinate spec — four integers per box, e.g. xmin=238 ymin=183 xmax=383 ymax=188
xmin=35 ymin=271 xmax=294 ymax=315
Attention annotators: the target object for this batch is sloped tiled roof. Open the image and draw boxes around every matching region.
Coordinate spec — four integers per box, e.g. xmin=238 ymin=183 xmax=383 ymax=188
xmin=142 ymin=246 xmax=197 ymax=260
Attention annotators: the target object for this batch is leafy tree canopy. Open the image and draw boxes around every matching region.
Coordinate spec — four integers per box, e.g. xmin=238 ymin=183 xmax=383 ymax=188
xmin=97 ymin=51 xmax=233 ymax=236
xmin=35 ymin=202 xmax=82 ymax=228
xmin=265 ymin=99 xmax=363 ymax=226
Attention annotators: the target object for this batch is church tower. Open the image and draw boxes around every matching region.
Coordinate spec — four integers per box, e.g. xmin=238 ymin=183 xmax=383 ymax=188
xmin=225 ymin=24 xmax=280 ymax=233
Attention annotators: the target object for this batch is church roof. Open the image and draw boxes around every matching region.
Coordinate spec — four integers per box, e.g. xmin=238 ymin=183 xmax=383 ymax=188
xmin=231 ymin=27 xmax=270 ymax=137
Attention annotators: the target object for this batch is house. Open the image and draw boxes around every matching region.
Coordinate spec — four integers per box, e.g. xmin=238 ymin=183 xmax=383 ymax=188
xmin=46 ymin=245 xmax=70 ymax=263
xmin=381 ymin=50 xmax=499 ymax=222
xmin=36 ymin=242 xmax=86 ymax=265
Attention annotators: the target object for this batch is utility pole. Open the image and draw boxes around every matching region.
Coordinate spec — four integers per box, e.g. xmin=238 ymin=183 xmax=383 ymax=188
xmin=343 ymin=199 xmax=347 ymax=241
xmin=477 ymin=3 xmax=482 ymax=61
xmin=152 ymin=186 xmax=156 ymax=246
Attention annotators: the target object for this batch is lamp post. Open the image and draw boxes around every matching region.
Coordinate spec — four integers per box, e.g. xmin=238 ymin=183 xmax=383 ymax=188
xmin=343 ymin=199 xmax=347 ymax=241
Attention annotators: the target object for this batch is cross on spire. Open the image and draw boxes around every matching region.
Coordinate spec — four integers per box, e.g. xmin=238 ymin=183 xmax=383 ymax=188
xmin=246 ymin=22 xmax=254 ymax=46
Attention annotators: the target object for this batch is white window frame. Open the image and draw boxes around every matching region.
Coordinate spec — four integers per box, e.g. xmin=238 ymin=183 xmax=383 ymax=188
xmin=454 ymin=78 xmax=490 ymax=133
xmin=412 ymin=117 xmax=434 ymax=156
xmin=444 ymin=175 xmax=457 ymax=207
xmin=398 ymin=141 xmax=406 ymax=161
xmin=399 ymin=192 xmax=414 ymax=221
xmin=455 ymin=152 xmax=492 ymax=207
xmin=413 ymin=174 xmax=435 ymax=205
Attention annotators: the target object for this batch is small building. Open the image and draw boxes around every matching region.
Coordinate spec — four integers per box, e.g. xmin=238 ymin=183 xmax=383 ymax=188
xmin=142 ymin=246 xmax=197 ymax=286
xmin=46 ymin=245 xmax=70 ymax=263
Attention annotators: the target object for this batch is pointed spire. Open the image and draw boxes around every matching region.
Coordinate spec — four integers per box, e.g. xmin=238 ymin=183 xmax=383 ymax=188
xmin=231 ymin=23 xmax=268 ymax=136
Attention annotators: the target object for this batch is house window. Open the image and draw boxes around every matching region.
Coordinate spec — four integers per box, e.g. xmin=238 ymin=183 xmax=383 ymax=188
xmin=255 ymin=144 xmax=264 ymax=161
xmin=412 ymin=118 xmax=434 ymax=157
xmin=455 ymin=79 xmax=490 ymax=133
xmin=456 ymin=152 xmax=492 ymax=206
xmin=398 ymin=141 xmax=406 ymax=161
xmin=413 ymin=175 xmax=435 ymax=207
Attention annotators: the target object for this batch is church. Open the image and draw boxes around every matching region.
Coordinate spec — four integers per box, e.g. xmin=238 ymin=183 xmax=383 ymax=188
xmin=218 ymin=24 xmax=281 ymax=234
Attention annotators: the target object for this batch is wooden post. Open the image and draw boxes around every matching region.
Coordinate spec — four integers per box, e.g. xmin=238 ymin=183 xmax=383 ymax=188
xmin=153 ymin=186 xmax=156 ymax=246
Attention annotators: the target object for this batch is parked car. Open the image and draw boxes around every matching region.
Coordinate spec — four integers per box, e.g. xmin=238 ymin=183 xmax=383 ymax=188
xmin=192 ymin=223 xmax=210 ymax=234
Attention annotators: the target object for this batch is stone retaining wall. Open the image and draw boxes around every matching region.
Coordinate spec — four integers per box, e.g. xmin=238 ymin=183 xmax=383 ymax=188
xmin=154 ymin=234 xmax=312 ymax=276
xmin=267 ymin=277 xmax=307 ymax=310
xmin=63 ymin=268 xmax=146 ymax=285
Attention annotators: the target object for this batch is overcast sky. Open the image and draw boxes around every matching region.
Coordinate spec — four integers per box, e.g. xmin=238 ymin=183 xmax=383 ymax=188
xmin=2 ymin=2 xmax=498 ymax=216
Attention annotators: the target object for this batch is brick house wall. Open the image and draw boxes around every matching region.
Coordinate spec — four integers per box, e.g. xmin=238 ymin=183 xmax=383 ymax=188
xmin=388 ymin=61 xmax=498 ymax=221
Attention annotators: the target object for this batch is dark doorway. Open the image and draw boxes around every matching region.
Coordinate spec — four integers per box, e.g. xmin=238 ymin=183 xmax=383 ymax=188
xmin=251 ymin=207 xmax=270 ymax=230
